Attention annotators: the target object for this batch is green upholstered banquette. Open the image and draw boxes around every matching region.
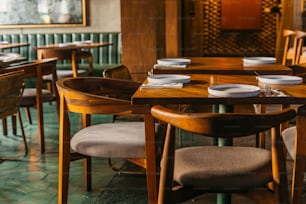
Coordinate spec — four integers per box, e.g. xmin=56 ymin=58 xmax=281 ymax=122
xmin=0 ymin=32 xmax=121 ymax=76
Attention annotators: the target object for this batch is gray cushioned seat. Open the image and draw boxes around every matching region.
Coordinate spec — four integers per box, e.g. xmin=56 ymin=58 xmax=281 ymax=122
xmin=21 ymin=88 xmax=54 ymax=106
xmin=282 ymin=126 xmax=296 ymax=159
xmin=71 ymin=122 xmax=145 ymax=158
xmin=174 ymin=146 xmax=272 ymax=190
xmin=43 ymin=69 xmax=88 ymax=81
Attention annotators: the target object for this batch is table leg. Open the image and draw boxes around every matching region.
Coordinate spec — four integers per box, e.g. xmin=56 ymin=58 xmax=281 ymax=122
xmin=218 ymin=104 xmax=233 ymax=146
xmin=71 ymin=50 xmax=79 ymax=77
xmin=216 ymin=104 xmax=233 ymax=203
xmin=144 ymin=114 xmax=158 ymax=204
xmin=292 ymin=105 xmax=306 ymax=204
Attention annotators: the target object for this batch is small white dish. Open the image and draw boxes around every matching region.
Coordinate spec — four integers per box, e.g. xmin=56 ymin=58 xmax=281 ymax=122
xmin=58 ymin=43 xmax=76 ymax=47
xmin=147 ymin=74 xmax=191 ymax=84
xmin=157 ymin=58 xmax=191 ymax=66
xmin=257 ymin=75 xmax=303 ymax=85
xmin=0 ymin=52 xmax=20 ymax=62
xmin=208 ymin=84 xmax=260 ymax=98
xmin=243 ymin=57 xmax=276 ymax=65
xmin=0 ymin=41 xmax=9 ymax=44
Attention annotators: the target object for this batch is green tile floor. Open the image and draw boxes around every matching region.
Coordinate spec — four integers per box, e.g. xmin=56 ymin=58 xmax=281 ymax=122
xmin=0 ymin=103 xmax=118 ymax=204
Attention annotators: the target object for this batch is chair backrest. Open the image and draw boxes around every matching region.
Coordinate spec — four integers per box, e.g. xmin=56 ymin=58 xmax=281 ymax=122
xmin=282 ymin=29 xmax=296 ymax=65
xmin=37 ymin=49 xmax=73 ymax=61
xmin=102 ymin=65 xmax=132 ymax=80
xmin=151 ymin=105 xmax=296 ymax=138
xmin=0 ymin=70 xmax=24 ymax=119
xmin=294 ymin=30 xmax=306 ymax=64
xmin=56 ymin=77 xmax=142 ymax=115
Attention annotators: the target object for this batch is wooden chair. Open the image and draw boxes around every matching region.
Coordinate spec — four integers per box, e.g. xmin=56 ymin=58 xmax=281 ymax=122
xmin=56 ymin=77 xmax=151 ymax=204
xmin=102 ymin=65 xmax=144 ymax=122
xmin=281 ymin=105 xmax=306 ymax=204
xmin=294 ymin=30 xmax=306 ymax=65
xmin=0 ymin=70 xmax=28 ymax=160
xmin=103 ymin=65 xmax=133 ymax=80
xmin=282 ymin=29 xmax=297 ymax=65
xmin=151 ymin=105 xmax=295 ymax=204
xmin=3 ymin=58 xmax=59 ymax=153
xmin=38 ymin=49 xmax=93 ymax=78
xmin=38 ymin=49 xmax=92 ymax=95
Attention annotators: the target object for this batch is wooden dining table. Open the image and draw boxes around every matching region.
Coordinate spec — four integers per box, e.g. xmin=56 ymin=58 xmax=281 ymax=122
xmin=0 ymin=42 xmax=29 ymax=68
xmin=132 ymin=74 xmax=306 ymax=204
xmin=34 ymin=42 xmax=112 ymax=77
xmin=0 ymin=42 xmax=30 ymax=50
xmin=152 ymin=57 xmax=293 ymax=75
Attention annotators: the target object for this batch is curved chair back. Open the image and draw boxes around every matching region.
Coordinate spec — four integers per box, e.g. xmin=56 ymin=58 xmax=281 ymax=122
xmin=282 ymin=29 xmax=296 ymax=65
xmin=294 ymin=30 xmax=306 ymax=64
xmin=103 ymin=65 xmax=132 ymax=80
xmin=0 ymin=71 xmax=24 ymax=118
xmin=57 ymin=77 xmax=141 ymax=115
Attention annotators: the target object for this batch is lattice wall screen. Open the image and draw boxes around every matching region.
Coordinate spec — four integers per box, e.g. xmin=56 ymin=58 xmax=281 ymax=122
xmin=188 ymin=0 xmax=277 ymax=56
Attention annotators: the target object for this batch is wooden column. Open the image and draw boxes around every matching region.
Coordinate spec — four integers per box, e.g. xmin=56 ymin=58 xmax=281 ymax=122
xmin=121 ymin=0 xmax=165 ymax=82
xmin=165 ymin=0 xmax=180 ymax=57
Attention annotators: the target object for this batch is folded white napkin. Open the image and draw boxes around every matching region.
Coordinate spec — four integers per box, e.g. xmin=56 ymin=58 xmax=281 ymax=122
xmin=58 ymin=43 xmax=76 ymax=47
xmin=73 ymin=40 xmax=92 ymax=45
xmin=0 ymin=41 xmax=8 ymax=44
xmin=153 ymin=64 xmax=187 ymax=69
xmin=140 ymin=83 xmax=183 ymax=89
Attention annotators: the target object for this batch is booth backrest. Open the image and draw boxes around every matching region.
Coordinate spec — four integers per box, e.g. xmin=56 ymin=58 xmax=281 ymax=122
xmin=0 ymin=32 xmax=121 ymax=65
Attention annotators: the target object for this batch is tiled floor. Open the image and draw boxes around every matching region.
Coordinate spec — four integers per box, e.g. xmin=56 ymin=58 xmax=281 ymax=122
xmin=0 ymin=103 xmax=117 ymax=204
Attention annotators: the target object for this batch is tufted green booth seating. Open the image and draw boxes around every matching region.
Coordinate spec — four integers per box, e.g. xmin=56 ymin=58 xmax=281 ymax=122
xmin=0 ymin=32 xmax=122 ymax=76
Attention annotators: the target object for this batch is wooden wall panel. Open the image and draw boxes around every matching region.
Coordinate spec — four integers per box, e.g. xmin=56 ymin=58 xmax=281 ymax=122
xmin=221 ymin=0 xmax=262 ymax=30
xmin=120 ymin=0 xmax=165 ymax=81
xmin=183 ymin=0 xmax=277 ymax=57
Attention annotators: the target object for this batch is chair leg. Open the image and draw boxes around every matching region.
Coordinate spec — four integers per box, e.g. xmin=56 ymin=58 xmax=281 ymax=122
xmin=2 ymin=118 xmax=8 ymax=135
xmin=24 ymin=107 xmax=32 ymax=124
xmin=17 ymin=109 xmax=28 ymax=157
xmin=84 ymin=157 xmax=92 ymax=191
xmin=0 ymin=110 xmax=28 ymax=161
xmin=11 ymin=115 xmax=17 ymax=135
xmin=88 ymin=56 xmax=93 ymax=75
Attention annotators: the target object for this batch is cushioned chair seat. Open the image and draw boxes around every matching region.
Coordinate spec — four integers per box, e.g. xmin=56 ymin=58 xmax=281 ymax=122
xmin=43 ymin=69 xmax=88 ymax=81
xmin=71 ymin=122 xmax=145 ymax=158
xmin=174 ymin=146 xmax=272 ymax=190
xmin=282 ymin=126 xmax=296 ymax=159
xmin=21 ymin=88 xmax=54 ymax=106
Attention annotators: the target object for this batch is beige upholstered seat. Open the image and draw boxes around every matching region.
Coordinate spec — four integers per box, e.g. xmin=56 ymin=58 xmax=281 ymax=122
xmin=56 ymin=77 xmax=149 ymax=204
xmin=41 ymin=49 xmax=91 ymax=81
xmin=151 ymin=105 xmax=295 ymax=204
xmin=282 ymin=126 xmax=296 ymax=159
xmin=71 ymin=122 xmax=145 ymax=158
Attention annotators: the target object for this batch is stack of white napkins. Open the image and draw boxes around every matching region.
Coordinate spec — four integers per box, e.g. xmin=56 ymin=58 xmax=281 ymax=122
xmin=58 ymin=42 xmax=76 ymax=47
xmin=153 ymin=64 xmax=187 ymax=68
xmin=0 ymin=41 xmax=9 ymax=44
xmin=141 ymin=83 xmax=183 ymax=89
xmin=154 ymin=58 xmax=191 ymax=69
xmin=141 ymin=74 xmax=190 ymax=89
xmin=243 ymin=57 xmax=276 ymax=66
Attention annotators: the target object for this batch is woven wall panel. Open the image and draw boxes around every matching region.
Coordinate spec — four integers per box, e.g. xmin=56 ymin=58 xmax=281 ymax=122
xmin=191 ymin=0 xmax=277 ymax=56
